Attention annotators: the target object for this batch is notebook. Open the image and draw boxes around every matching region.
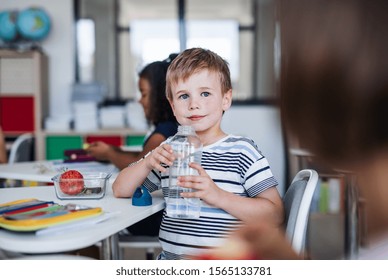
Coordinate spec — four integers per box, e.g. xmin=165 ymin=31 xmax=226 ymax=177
xmin=0 ymin=198 xmax=103 ymax=232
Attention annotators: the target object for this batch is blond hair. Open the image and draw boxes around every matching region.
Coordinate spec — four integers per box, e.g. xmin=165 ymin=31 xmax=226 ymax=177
xmin=166 ymin=48 xmax=232 ymax=100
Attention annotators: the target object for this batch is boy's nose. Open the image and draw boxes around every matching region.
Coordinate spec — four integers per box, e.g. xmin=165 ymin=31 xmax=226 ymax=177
xmin=189 ymin=96 xmax=200 ymax=110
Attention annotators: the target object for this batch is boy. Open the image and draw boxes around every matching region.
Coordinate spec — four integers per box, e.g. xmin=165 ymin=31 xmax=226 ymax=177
xmin=113 ymin=48 xmax=283 ymax=260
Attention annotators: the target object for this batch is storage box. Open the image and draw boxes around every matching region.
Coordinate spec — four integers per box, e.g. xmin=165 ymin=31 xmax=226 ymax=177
xmin=51 ymin=172 xmax=111 ymax=200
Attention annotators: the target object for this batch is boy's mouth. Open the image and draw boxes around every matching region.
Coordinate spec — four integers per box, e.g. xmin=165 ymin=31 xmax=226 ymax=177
xmin=188 ymin=115 xmax=204 ymax=121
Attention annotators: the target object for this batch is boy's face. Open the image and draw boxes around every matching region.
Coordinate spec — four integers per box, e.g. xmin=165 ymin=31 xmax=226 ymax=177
xmin=168 ymin=69 xmax=232 ymax=134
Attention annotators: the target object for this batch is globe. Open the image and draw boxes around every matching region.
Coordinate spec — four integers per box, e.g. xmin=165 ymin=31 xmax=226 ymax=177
xmin=0 ymin=10 xmax=18 ymax=42
xmin=16 ymin=7 xmax=51 ymax=41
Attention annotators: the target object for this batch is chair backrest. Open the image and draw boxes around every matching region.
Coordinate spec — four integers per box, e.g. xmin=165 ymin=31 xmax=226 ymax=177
xmin=8 ymin=133 xmax=34 ymax=164
xmin=283 ymin=169 xmax=319 ymax=256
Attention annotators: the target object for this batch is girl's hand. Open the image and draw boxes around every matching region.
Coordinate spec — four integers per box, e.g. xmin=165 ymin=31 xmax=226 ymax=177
xmin=145 ymin=143 xmax=175 ymax=172
xmin=178 ymin=162 xmax=224 ymax=206
xmin=86 ymin=141 xmax=113 ymax=161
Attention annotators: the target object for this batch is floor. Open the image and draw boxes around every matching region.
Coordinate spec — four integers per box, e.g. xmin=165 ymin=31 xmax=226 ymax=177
xmin=307 ymin=213 xmax=345 ymax=259
xmin=121 ymin=247 xmax=162 ymax=260
xmin=69 ymin=244 xmax=162 ymax=260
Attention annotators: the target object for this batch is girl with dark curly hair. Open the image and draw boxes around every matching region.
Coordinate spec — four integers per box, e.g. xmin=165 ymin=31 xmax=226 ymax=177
xmin=86 ymin=54 xmax=178 ymax=170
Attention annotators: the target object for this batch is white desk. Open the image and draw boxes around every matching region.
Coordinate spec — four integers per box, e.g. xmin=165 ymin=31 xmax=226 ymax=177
xmin=0 ymin=160 xmax=118 ymax=183
xmin=0 ymin=185 xmax=165 ymax=259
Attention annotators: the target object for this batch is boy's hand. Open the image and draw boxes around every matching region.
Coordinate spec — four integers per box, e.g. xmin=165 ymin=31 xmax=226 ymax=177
xmin=178 ymin=162 xmax=224 ymax=206
xmin=145 ymin=143 xmax=175 ymax=172
xmin=230 ymin=223 xmax=301 ymax=260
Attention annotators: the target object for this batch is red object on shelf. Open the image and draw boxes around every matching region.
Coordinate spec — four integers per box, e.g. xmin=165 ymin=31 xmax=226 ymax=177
xmin=0 ymin=96 xmax=35 ymax=132
xmin=85 ymin=135 xmax=122 ymax=146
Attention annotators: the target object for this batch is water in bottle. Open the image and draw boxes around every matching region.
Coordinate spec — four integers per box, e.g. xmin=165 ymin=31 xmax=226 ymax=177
xmin=166 ymin=125 xmax=202 ymax=218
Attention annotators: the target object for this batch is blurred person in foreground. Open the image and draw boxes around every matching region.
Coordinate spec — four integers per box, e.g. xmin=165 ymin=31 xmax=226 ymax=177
xmin=215 ymin=0 xmax=388 ymax=260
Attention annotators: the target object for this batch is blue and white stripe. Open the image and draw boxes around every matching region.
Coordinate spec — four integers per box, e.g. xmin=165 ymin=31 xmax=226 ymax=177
xmin=144 ymin=135 xmax=278 ymax=259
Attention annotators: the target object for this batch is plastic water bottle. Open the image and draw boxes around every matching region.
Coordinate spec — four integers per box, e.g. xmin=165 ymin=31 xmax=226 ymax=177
xmin=166 ymin=125 xmax=202 ymax=219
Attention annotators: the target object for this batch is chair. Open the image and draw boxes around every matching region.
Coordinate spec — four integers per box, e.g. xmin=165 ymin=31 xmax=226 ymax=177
xmin=283 ymin=169 xmax=319 ymax=256
xmin=3 ymin=133 xmax=34 ymax=187
xmin=8 ymin=133 xmax=34 ymax=164
xmin=118 ymin=234 xmax=161 ymax=260
xmin=118 ymin=209 xmax=163 ymax=260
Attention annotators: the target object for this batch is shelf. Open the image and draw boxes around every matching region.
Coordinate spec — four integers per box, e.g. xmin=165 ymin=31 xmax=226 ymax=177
xmin=0 ymin=49 xmax=48 ymax=161
xmin=42 ymin=128 xmax=147 ymax=136
xmin=44 ymin=132 xmax=146 ymax=160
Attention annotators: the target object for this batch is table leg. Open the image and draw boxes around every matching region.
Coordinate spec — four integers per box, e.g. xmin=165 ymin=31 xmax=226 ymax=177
xmin=345 ymin=175 xmax=359 ymax=259
xmin=101 ymin=233 xmax=119 ymax=260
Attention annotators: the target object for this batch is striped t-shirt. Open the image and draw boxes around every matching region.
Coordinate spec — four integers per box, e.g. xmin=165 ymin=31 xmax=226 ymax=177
xmin=143 ymin=135 xmax=278 ymax=259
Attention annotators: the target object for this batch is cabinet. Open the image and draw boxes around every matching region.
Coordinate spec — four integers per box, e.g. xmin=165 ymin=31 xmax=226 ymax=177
xmin=0 ymin=50 xmax=146 ymax=161
xmin=0 ymin=49 xmax=48 ymax=160
xmin=44 ymin=130 xmax=146 ymax=160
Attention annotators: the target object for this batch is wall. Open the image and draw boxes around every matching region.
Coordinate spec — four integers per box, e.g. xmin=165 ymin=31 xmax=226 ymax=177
xmin=79 ymin=0 xmax=117 ymax=98
xmin=0 ymin=0 xmax=277 ymax=118
xmin=0 ymin=1 xmax=286 ymax=193
xmin=0 ymin=0 xmax=74 ymax=119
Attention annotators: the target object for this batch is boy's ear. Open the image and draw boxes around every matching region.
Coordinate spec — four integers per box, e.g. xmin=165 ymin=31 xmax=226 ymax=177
xmin=222 ymin=89 xmax=233 ymax=111
xmin=168 ymin=98 xmax=177 ymax=115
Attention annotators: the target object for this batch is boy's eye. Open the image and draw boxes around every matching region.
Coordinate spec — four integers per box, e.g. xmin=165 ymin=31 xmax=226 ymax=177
xmin=201 ymin=91 xmax=210 ymax=97
xmin=178 ymin=93 xmax=189 ymax=100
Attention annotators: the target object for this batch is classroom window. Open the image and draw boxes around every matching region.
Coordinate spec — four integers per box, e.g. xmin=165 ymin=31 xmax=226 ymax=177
xmin=76 ymin=0 xmax=277 ymax=102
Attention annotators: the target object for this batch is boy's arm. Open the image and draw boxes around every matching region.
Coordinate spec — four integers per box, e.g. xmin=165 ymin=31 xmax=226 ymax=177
xmin=215 ymin=187 xmax=284 ymax=226
xmin=112 ymin=157 xmax=152 ymax=198
xmin=112 ymin=142 xmax=175 ymax=198
xmin=179 ymin=162 xmax=284 ymax=226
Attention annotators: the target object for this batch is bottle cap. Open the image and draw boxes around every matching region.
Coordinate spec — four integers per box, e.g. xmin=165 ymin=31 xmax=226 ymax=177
xmin=132 ymin=186 xmax=152 ymax=206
